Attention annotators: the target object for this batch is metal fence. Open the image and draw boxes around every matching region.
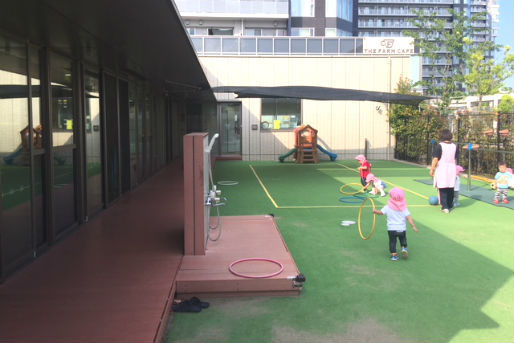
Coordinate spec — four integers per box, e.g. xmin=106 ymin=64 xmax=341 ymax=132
xmin=394 ymin=111 xmax=514 ymax=177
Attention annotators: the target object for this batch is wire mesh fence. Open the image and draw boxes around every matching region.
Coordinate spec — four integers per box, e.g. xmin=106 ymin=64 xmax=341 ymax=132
xmin=394 ymin=111 xmax=514 ymax=177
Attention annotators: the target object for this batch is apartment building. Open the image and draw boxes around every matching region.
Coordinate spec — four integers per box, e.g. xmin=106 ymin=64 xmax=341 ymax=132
xmin=357 ymin=0 xmax=499 ymax=89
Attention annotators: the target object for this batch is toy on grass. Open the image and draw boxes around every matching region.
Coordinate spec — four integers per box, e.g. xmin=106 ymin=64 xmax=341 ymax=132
xmin=358 ymin=197 xmax=377 ymax=240
xmin=490 ymin=182 xmax=496 ymax=190
xmin=429 ymin=196 xmax=439 ymax=205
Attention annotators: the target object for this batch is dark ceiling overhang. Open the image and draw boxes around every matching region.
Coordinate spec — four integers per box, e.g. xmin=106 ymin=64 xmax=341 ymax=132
xmin=212 ymin=86 xmax=430 ymax=105
xmin=0 ymin=0 xmax=214 ymax=101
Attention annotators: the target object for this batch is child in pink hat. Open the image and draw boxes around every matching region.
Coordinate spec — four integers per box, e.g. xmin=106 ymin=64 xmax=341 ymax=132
xmin=454 ymin=165 xmax=465 ymax=207
xmin=355 ymin=154 xmax=372 ymax=186
xmin=364 ymin=173 xmax=386 ymax=197
xmin=373 ymin=187 xmax=419 ymax=261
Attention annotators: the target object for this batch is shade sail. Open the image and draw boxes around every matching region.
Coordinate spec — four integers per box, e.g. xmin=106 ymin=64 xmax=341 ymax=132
xmin=212 ymin=86 xmax=430 ymax=105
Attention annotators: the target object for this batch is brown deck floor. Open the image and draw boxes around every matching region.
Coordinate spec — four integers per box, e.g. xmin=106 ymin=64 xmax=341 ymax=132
xmin=0 ymin=161 xmax=185 ymax=343
xmin=177 ymin=215 xmax=301 ymax=298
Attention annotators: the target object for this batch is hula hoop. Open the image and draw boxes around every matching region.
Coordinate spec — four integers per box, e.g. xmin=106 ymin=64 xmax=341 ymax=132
xmin=358 ymin=197 xmax=377 ymax=240
xmin=340 ymin=183 xmax=365 ymax=195
xmin=339 ymin=196 xmax=364 ymax=203
xmin=228 ymin=258 xmax=284 ymax=279
xmin=218 ymin=180 xmax=239 ymax=186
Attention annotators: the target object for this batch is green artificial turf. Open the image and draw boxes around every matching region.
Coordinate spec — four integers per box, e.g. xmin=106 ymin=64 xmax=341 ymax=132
xmin=167 ymin=160 xmax=514 ymax=343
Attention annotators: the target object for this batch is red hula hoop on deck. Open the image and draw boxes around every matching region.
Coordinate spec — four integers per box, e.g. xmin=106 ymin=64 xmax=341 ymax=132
xmin=228 ymin=258 xmax=284 ymax=279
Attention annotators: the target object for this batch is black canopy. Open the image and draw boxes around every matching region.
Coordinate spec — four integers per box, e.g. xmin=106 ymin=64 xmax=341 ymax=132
xmin=212 ymin=86 xmax=430 ymax=105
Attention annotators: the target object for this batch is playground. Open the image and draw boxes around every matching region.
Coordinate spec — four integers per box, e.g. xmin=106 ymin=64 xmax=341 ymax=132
xmin=167 ymin=159 xmax=514 ymax=343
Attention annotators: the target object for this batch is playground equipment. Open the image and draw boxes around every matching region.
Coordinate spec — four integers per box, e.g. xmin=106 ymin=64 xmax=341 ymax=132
xmin=278 ymin=124 xmax=337 ymax=163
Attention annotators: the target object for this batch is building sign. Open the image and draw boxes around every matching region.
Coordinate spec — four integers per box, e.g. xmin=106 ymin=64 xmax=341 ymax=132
xmin=363 ymin=37 xmax=415 ymax=55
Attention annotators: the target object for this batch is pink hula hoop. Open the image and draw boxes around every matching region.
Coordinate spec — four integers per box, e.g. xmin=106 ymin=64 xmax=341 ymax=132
xmin=228 ymin=258 xmax=284 ymax=279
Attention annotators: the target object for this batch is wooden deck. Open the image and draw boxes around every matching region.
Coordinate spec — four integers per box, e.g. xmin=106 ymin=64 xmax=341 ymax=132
xmin=0 ymin=161 xmax=185 ymax=343
xmin=0 ymin=160 xmax=302 ymax=343
xmin=176 ymin=215 xmax=302 ymax=298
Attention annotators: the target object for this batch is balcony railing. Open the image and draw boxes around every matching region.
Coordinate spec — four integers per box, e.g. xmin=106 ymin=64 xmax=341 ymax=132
xmin=358 ymin=0 xmax=453 ymax=4
xmin=191 ymin=36 xmax=369 ymax=55
xmin=175 ymin=0 xmax=288 ymax=16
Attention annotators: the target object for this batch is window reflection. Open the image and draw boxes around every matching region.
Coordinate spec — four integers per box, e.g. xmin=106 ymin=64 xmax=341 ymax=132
xmin=50 ymin=55 xmax=74 ymax=147
xmin=0 ymin=35 xmax=32 ymax=267
xmin=50 ymin=53 xmax=76 ymax=234
xmin=85 ymin=72 xmax=103 ymax=215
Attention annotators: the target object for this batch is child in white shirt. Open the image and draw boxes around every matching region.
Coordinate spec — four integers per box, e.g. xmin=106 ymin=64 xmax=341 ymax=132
xmin=373 ymin=187 xmax=419 ymax=261
xmin=364 ymin=173 xmax=386 ymax=197
xmin=454 ymin=165 xmax=464 ymax=207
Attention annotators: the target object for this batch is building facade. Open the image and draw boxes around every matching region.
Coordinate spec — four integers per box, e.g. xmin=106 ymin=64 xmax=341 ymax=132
xmin=193 ymin=35 xmax=419 ymax=160
xmin=0 ymin=0 xmax=214 ymax=281
xmin=357 ymin=0 xmax=498 ymax=90
xmin=176 ymin=0 xmax=499 ymax=94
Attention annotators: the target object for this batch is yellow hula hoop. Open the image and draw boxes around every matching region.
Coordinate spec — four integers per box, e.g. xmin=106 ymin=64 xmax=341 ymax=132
xmin=339 ymin=183 xmax=365 ymax=195
xmin=358 ymin=197 xmax=377 ymax=240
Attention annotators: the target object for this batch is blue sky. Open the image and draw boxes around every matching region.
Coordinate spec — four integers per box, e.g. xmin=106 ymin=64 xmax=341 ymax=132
xmin=497 ymin=0 xmax=514 ymax=89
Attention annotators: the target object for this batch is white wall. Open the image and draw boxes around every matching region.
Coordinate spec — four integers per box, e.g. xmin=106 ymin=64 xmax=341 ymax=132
xmin=200 ymin=55 xmax=412 ymax=160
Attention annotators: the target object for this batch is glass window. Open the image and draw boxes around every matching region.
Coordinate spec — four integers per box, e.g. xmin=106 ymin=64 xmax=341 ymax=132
xmin=291 ymin=0 xmax=314 ymax=17
xmin=262 ymin=29 xmax=276 ymax=36
xmin=244 ymin=28 xmax=261 ymax=36
xmin=0 ymin=35 xmax=32 ymax=267
xmin=50 ymin=55 xmax=74 ymax=146
xmin=325 ymin=28 xmax=337 ymax=37
xmin=84 ymin=72 xmax=103 ymax=216
xmin=291 ymin=28 xmax=314 ymax=37
xmin=326 ymin=0 xmax=337 ymax=17
xmin=208 ymin=28 xmax=234 ymax=35
xmin=50 ymin=53 xmax=77 ymax=233
xmin=261 ymin=98 xmax=301 ymax=130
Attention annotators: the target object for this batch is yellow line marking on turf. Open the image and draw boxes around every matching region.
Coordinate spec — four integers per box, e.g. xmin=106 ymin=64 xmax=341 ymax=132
xmin=384 ymin=180 xmax=429 ymax=200
xmin=249 ymin=164 xmax=279 ymax=208
xmin=336 ymin=162 xmax=359 ymax=173
xmin=337 ymin=162 xmax=429 ymax=200
xmin=250 ymin=162 xmax=432 ymax=209
xmin=277 ymin=204 xmax=433 ymax=209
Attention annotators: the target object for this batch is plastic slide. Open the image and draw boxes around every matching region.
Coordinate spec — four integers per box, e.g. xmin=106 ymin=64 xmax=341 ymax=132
xmin=279 ymin=148 xmax=297 ymax=162
xmin=2 ymin=147 xmax=23 ymax=165
xmin=317 ymin=144 xmax=337 ymax=161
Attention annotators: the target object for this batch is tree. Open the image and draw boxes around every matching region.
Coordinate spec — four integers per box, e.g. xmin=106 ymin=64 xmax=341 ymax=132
xmin=388 ymin=77 xmax=446 ymax=163
xmin=405 ymin=8 xmax=507 ymax=114
xmin=464 ymin=46 xmax=514 ymax=109
xmin=497 ymin=94 xmax=514 ymax=114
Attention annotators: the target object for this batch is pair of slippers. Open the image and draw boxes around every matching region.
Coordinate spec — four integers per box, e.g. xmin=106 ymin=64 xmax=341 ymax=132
xmin=172 ymin=297 xmax=210 ymax=313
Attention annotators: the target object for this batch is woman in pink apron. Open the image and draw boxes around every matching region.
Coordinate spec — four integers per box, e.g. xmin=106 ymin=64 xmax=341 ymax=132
xmin=430 ymin=129 xmax=458 ymax=213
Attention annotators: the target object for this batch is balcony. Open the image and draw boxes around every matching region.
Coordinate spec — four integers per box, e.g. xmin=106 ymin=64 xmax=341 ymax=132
xmin=191 ymin=36 xmax=369 ymax=56
xmin=175 ymin=0 xmax=288 ymax=17
xmin=358 ymin=0 xmax=453 ymax=4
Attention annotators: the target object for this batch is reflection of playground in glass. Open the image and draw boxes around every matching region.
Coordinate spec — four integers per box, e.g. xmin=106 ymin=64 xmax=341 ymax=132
xmin=2 ymin=124 xmax=43 ymax=166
